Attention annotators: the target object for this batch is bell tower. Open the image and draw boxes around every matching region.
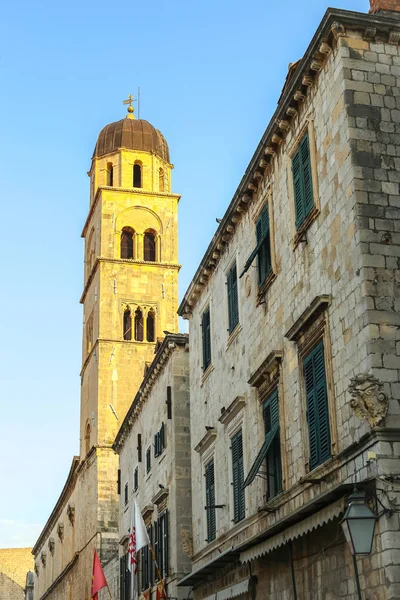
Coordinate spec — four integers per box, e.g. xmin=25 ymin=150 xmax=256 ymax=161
xmin=80 ymin=103 xmax=180 ymax=460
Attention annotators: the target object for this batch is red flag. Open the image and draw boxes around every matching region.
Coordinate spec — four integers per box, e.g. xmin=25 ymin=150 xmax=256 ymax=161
xmin=91 ymin=548 xmax=108 ymax=600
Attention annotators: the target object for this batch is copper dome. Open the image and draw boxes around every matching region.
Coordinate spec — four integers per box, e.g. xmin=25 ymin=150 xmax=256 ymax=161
xmin=93 ymin=117 xmax=170 ymax=163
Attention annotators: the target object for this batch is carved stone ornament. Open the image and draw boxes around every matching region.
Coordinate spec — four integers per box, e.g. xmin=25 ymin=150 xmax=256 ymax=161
xmin=41 ymin=552 xmax=47 ymax=568
xmin=67 ymin=503 xmax=75 ymax=526
xmin=48 ymin=537 xmax=55 ymax=555
xmin=57 ymin=522 xmax=64 ymax=541
xmin=181 ymin=528 xmax=193 ymax=558
xmin=34 ymin=563 xmax=39 ymax=575
xmin=348 ymin=373 xmax=388 ymax=427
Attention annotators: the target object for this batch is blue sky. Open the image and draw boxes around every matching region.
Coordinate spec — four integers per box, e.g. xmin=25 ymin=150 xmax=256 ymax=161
xmin=0 ymin=0 xmax=367 ymax=548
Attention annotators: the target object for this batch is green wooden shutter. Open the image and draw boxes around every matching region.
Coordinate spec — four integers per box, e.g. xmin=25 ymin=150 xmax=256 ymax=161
xmin=227 ymin=263 xmax=239 ymax=333
xmin=300 ymin=134 xmax=314 ymax=216
xmin=205 ymin=460 xmax=216 ymax=541
xmin=232 ymin=430 xmax=245 ymax=522
xmin=292 ymin=148 xmax=305 ymax=228
xmin=202 ymin=308 xmax=211 ymax=370
xmin=256 ymin=205 xmax=272 ymax=284
xmin=304 ymin=340 xmax=331 ymax=471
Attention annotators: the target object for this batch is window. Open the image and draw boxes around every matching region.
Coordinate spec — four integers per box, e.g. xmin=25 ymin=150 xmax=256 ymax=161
xmin=202 ymin=307 xmax=211 ymax=371
xmin=119 ymin=554 xmax=131 ymax=600
xmin=107 ymin=163 xmax=113 ymax=187
xmin=154 ymin=423 xmax=165 ymax=458
xmin=121 ymin=228 xmax=134 ymax=259
xmin=205 ymin=460 xmax=216 ymax=542
xmin=146 ymin=309 xmax=155 ymax=342
xmin=159 ymin=168 xmax=165 ymax=192
xmin=140 ymin=525 xmax=153 ymax=590
xmin=240 ymin=203 xmax=272 ymax=286
xmin=303 ymin=340 xmax=331 ymax=471
xmin=134 ymin=467 xmax=138 ymax=492
xmin=155 ymin=512 xmax=169 ymax=579
xmin=146 ymin=447 xmax=151 ymax=474
xmin=227 ymin=262 xmax=239 ymax=334
xmin=231 ymin=430 xmax=245 ymax=523
xmin=292 ymin=132 xmax=314 ymax=228
xmin=263 ymin=389 xmax=282 ymax=499
xmin=134 ymin=163 xmax=142 ymax=188
xmin=144 ymin=231 xmax=156 ymax=262
xmin=84 ymin=423 xmax=91 ymax=456
xmin=166 ymin=386 xmax=172 ymax=419
xmin=134 ymin=308 xmax=144 ymax=341
xmin=123 ymin=308 xmax=132 ymax=341
xmin=138 ymin=434 xmax=142 ymax=462
xmin=124 ymin=482 xmax=128 ymax=506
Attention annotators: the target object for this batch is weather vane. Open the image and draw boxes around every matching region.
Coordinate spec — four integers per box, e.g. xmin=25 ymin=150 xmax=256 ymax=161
xmin=123 ymin=89 xmax=140 ymax=118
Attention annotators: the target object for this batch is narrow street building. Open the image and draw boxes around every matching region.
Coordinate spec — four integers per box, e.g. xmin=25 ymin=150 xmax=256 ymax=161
xmin=112 ymin=333 xmax=191 ymax=600
xmin=178 ymin=2 xmax=400 ymax=599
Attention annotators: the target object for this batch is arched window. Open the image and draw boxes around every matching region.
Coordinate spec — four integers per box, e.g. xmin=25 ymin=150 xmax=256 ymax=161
xmin=146 ymin=309 xmax=155 ymax=342
xmin=120 ymin=227 xmax=134 ymax=259
xmin=144 ymin=231 xmax=156 ymax=262
xmin=123 ymin=308 xmax=132 ymax=340
xmin=85 ymin=423 xmax=91 ymax=455
xmin=107 ymin=163 xmax=113 ymax=186
xmin=134 ymin=308 xmax=144 ymax=341
xmin=133 ymin=163 xmax=142 ymax=188
xmin=159 ymin=168 xmax=165 ymax=192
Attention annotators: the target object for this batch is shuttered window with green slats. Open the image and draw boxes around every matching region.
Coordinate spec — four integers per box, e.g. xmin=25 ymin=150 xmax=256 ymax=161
xmin=227 ymin=262 xmax=239 ymax=334
xmin=263 ymin=389 xmax=282 ymax=500
xmin=292 ymin=133 xmax=314 ymax=229
xmin=202 ymin=307 xmax=212 ymax=371
xmin=256 ymin=204 xmax=272 ymax=285
xmin=232 ymin=429 xmax=245 ymax=523
xmin=205 ymin=460 xmax=216 ymax=542
xmin=303 ymin=340 xmax=331 ymax=471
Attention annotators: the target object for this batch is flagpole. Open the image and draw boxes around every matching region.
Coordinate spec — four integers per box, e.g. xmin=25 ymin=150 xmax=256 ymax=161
xmin=148 ymin=543 xmax=169 ymax=600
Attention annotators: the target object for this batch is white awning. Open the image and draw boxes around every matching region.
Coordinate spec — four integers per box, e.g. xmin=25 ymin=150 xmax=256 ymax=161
xmin=217 ymin=579 xmax=250 ymax=600
xmin=240 ymin=497 xmax=345 ymax=563
xmin=202 ymin=580 xmax=250 ymax=600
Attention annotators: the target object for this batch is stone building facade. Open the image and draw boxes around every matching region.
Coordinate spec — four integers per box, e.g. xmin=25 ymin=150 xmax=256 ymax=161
xmin=32 ymin=106 xmax=181 ymax=600
xmin=0 ymin=548 xmax=33 ymax=600
xmin=178 ymin=2 xmax=400 ymax=599
xmin=109 ymin=333 xmax=192 ymax=600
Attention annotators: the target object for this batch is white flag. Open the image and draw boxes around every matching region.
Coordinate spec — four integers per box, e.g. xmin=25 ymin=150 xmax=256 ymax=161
xmin=128 ymin=500 xmax=150 ymax=574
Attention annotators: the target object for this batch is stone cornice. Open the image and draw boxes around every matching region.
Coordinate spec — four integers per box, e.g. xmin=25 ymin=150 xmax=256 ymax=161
xmin=32 ymin=457 xmax=80 ymax=556
xmin=113 ymin=333 xmax=189 ymax=452
xmin=178 ymin=8 xmax=400 ymax=318
xmin=81 ymin=186 xmax=181 ymax=238
xmin=80 ymin=257 xmax=181 ymax=304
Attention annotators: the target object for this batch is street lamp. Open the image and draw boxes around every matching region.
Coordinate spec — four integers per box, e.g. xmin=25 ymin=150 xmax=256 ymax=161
xmin=340 ymin=489 xmax=378 ymax=600
xmin=341 ymin=489 xmax=377 ymax=555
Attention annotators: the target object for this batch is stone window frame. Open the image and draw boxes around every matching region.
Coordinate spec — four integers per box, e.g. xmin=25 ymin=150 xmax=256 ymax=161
xmin=243 ymin=185 xmax=277 ymax=303
xmin=224 ymin=402 xmax=247 ymax=527
xmin=247 ymin=351 xmax=289 ymax=498
xmin=196 ymin=434 xmax=218 ymax=547
xmin=286 ymin=117 xmax=321 ymax=249
xmin=120 ymin=301 xmax=158 ymax=344
xmin=285 ymin=295 xmax=338 ymax=476
xmin=199 ymin=295 xmax=214 ymax=384
xmin=224 ymin=252 xmax=242 ymax=348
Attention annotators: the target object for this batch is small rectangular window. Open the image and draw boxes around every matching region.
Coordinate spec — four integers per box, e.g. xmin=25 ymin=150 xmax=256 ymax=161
xmin=240 ymin=203 xmax=273 ymax=285
xmin=231 ymin=430 xmax=245 ymax=523
xmin=117 ymin=469 xmax=121 ymax=495
xmin=124 ymin=482 xmax=128 ymax=506
xmin=227 ymin=262 xmax=239 ymax=334
xmin=205 ymin=460 xmax=216 ymax=542
xmin=134 ymin=467 xmax=138 ymax=492
xmin=263 ymin=389 xmax=282 ymax=500
xmin=292 ymin=132 xmax=314 ymax=229
xmin=166 ymin=386 xmax=172 ymax=419
xmin=146 ymin=447 xmax=151 ymax=474
xmin=155 ymin=511 xmax=169 ymax=580
xmin=202 ymin=307 xmax=212 ymax=371
xmin=138 ymin=434 xmax=142 ymax=463
xmin=304 ymin=340 xmax=331 ymax=471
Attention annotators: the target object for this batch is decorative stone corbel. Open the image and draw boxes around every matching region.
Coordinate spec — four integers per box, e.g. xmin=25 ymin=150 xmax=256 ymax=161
xmin=248 ymin=182 xmax=257 ymax=192
xmin=41 ymin=552 xmax=47 ymax=568
xmin=286 ymin=106 xmax=298 ymax=117
xmin=265 ymin=146 xmax=276 ymax=157
xmin=57 ymin=522 xmax=64 ymax=541
xmin=181 ymin=528 xmax=194 ymax=558
xmin=271 ymin=134 xmax=283 ymax=145
xmin=331 ymin=21 xmax=346 ymax=40
xmin=319 ymin=42 xmax=332 ymax=55
xmin=278 ymin=120 xmax=290 ymax=131
xmin=48 ymin=538 xmax=55 ymax=555
xmin=364 ymin=27 xmax=376 ymax=41
xmin=348 ymin=373 xmax=389 ymax=427
xmin=67 ymin=503 xmax=75 ymax=526
xmin=302 ymin=75 xmax=314 ymax=87
xmin=34 ymin=563 xmax=39 ymax=576
xmin=389 ymin=31 xmax=400 ymax=45
xmin=294 ymin=90 xmax=305 ymax=102
xmin=253 ymin=170 xmax=263 ymax=180
xmin=310 ymin=60 xmax=323 ymax=72
xmin=259 ymin=159 xmax=268 ymax=169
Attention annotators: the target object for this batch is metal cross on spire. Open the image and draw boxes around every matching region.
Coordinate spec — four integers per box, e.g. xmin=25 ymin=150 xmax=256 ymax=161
xmin=123 ymin=89 xmax=140 ymax=118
